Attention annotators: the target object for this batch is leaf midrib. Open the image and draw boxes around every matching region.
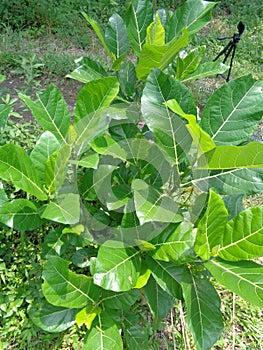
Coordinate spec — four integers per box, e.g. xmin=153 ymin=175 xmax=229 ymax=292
xmin=209 ymin=260 xmax=263 ymax=293
xmin=97 ymin=248 xmax=140 ymax=275
xmin=52 ymin=265 xmax=96 ymax=304
xmin=212 ymin=83 xmax=255 ymax=140
xmin=0 ymin=159 xmax=45 ymax=198
xmin=219 ymin=226 xmax=263 ymax=252
xmin=37 ymin=93 xmax=67 ymax=143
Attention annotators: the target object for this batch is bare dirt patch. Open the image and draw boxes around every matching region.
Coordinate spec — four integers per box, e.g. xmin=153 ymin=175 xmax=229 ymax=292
xmin=1 ymin=73 xmax=83 ymax=122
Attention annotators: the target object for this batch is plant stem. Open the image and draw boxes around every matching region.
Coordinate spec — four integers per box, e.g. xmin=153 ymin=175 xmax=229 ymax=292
xmin=231 ymin=293 xmax=236 ymax=350
xmin=179 ymin=300 xmax=190 ymax=350
xmin=170 ymin=308 xmax=176 ymax=350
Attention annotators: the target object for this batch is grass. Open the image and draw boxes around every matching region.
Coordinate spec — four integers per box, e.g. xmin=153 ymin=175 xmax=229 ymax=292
xmin=0 ymin=28 xmax=81 ymax=79
xmin=0 ymin=0 xmax=262 ymax=349
xmin=198 ymin=0 xmax=263 ymax=80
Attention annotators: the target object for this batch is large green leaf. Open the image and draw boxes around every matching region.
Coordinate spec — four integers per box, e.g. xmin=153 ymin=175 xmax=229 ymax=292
xmin=144 ymin=275 xmax=174 ymax=330
xmin=91 ymin=135 xmax=127 ymax=161
xmin=0 ymin=199 xmax=44 ymax=231
xmin=41 ymin=193 xmax=80 ymax=225
xmin=92 ymin=163 xmax=130 ymax=211
xmin=218 ymin=206 xmax=263 ymax=261
xmin=193 ymin=167 xmax=263 ymax=195
xmin=151 ymin=221 xmax=195 ymax=263
xmin=0 ymin=104 xmax=12 ymax=130
xmin=166 ymin=0 xmax=215 ymax=41
xmin=197 ymin=142 xmax=263 ymax=169
xmin=136 ymin=28 xmax=188 ymax=80
xmin=76 ymin=305 xmax=102 ymax=330
xmin=118 ymin=62 xmax=137 ymax=99
xmin=83 ymin=311 xmax=123 ymax=350
xmin=0 ymin=144 xmax=47 ymax=200
xmin=123 ymin=313 xmax=148 ymax=349
xmin=200 ymin=75 xmax=263 ymax=145
xmin=146 ymin=12 xmax=165 ymax=45
xmin=223 ymin=194 xmax=244 ymax=220
xmin=176 ymin=46 xmax=206 ymax=80
xmin=93 ymin=241 xmax=141 ymax=292
xmin=205 ymin=258 xmax=263 ymax=308
xmin=180 ymin=61 xmax=229 ymax=82
xmin=105 ymin=13 xmax=130 ymax=59
xmin=132 ymin=179 xmax=182 ymax=224
xmin=141 ymin=69 xmax=194 ymax=162
xmin=42 ymin=256 xmax=100 ymax=308
xmin=125 ymin=0 xmax=153 ymax=55
xmin=101 ymin=289 xmax=140 ymax=310
xmin=29 ymin=302 xmax=79 ymax=333
xmin=146 ymin=256 xmax=183 ymax=299
xmin=194 ymin=190 xmax=228 ymax=260
xmin=142 ymin=67 xmax=196 ymax=115
xmin=66 ymin=57 xmax=107 ymax=83
xmin=194 ymin=144 xmax=263 ymax=195
xmin=82 ymin=12 xmax=115 ymax=60
xmin=74 ymin=77 xmax=119 ymax=122
xmin=74 ymin=109 xmax=112 ymax=147
xmin=45 ymin=144 xmax=71 ymax=194
xmin=19 ymin=85 xmax=71 ymax=143
xmin=165 ymin=99 xmax=215 ymax=154
xmin=181 ymin=267 xmax=223 ymax=350
xmin=30 ymin=131 xmax=61 ymax=183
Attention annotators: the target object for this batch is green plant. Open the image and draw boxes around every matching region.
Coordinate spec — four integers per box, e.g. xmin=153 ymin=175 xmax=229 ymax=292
xmin=0 ymin=75 xmax=14 ymax=130
xmin=0 ymin=225 xmax=87 ymax=350
xmin=42 ymin=51 xmax=75 ymax=77
xmin=11 ymin=53 xmax=44 ymax=86
xmin=0 ymin=1 xmax=263 ymax=349
xmin=0 ymin=227 xmax=42 ymax=349
xmin=68 ymin=0 xmax=227 ymax=87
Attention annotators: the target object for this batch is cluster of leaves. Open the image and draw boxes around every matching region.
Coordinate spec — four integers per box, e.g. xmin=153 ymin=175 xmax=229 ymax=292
xmin=0 ymin=1 xmax=263 ymax=349
xmin=0 ymin=226 xmax=42 ymax=349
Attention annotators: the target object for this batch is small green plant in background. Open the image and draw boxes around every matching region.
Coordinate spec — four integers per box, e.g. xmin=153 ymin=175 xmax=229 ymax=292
xmin=11 ymin=53 xmax=44 ymax=88
xmin=0 ymin=1 xmax=263 ymax=349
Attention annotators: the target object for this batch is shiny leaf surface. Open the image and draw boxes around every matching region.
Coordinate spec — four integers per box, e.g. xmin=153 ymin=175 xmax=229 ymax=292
xmin=42 ymin=256 xmax=100 ymax=308
xmin=19 ymin=85 xmax=70 ymax=143
xmin=93 ymin=241 xmax=141 ymax=291
xmin=0 ymin=144 xmax=47 ymax=200
xmin=205 ymin=259 xmax=263 ymax=307
xmin=200 ymin=75 xmax=263 ymax=145
xmin=182 ymin=267 xmax=223 ymax=350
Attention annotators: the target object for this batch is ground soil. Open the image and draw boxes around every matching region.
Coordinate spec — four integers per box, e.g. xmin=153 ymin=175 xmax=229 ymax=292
xmin=1 ymin=73 xmax=83 ymax=122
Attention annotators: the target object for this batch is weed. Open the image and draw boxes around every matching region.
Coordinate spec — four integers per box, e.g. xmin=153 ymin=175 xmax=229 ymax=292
xmin=215 ymin=286 xmax=263 ymax=349
xmin=11 ymin=54 xmax=44 ymax=86
xmin=42 ymin=51 xmax=75 ymax=78
xmin=0 ymin=94 xmax=23 ymax=119
xmin=0 ymin=120 xmax=42 ymax=150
